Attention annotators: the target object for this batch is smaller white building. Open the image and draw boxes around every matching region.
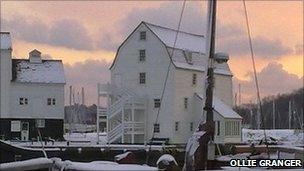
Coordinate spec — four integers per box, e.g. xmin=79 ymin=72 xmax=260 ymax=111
xmin=0 ymin=32 xmax=65 ymax=141
xmin=194 ymin=94 xmax=242 ymax=143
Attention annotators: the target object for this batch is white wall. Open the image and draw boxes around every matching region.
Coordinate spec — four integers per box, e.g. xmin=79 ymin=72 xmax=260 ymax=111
xmin=214 ymin=74 xmax=233 ymax=107
xmin=111 ymin=23 xmax=237 ymax=144
xmin=0 ymin=49 xmax=12 ymax=118
xmin=172 ymin=67 xmax=205 ymax=143
xmin=111 ymin=23 xmax=176 ymax=142
xmin=9 ymin=83 xmax=64 ymax=119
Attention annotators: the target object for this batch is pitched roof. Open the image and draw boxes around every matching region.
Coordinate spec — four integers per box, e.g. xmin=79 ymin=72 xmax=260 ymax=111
xmin=1 ymin=32 xmax=12 ymax=50
xmin=12 ymin=59 xmax=66 ymax=84
xmin=195 ymin=93 xmax=242 ymax=119
xmin=167 ymin=47 xmax=206 ymax=72
xmin=110 ymin=21 xmax=232 ymax=75
xmin=144 ymin=22 xmax=206 ymax=53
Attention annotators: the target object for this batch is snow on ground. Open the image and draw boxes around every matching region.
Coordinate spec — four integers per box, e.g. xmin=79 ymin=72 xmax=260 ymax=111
xmin=55 ymin=159 xmax=157 ymax=171
xmin=1 ymin=158 xmax=158 ymax=171
xmin=156 ymin=154 xmax=178 ymax=165
xmin=242 ymin=129 xmax=304 ymax=146
xmin=64 ymin=132 xmax=107 ymax=144
xmin=0 ymin=158 xmax=52 ymax=171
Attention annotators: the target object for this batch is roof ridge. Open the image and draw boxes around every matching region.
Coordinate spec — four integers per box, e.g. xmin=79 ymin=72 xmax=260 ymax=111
xmin=12 ymin=58 xmax=62 ymax=62
xmin=143 ymin=21 xmax=205 ymax=38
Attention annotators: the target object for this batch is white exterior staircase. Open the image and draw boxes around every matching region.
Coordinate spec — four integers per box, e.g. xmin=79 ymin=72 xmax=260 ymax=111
xmin=98 ymin=84 xmax=146 ymax=144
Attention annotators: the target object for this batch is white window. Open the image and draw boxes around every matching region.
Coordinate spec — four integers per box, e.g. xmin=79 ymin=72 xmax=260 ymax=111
xmin=225 ymin=121 xmax=240 ymax=136
xmin=154 ymin=99 xmax=161 ymax=108
xmin=192 ymin=73 xmax=197 ymax=85
xmin=184 ymin=98 xmax=188 ymax=109
xmin=190 ymin=122 xmax=194 ymax=131
xmin=36 ymin=119 xmax=45 ymax=128
xmin=175 ymin=122 xmax=179 ymax=131
xmin=139 ymin=72 xmax=146 ymax=84
xmin=47 ymin=98 xmax=56 ymax=106
xmin=11 ymin=121 xmax=21 ymax=132
xmin=19 ymin=98 xmax=28 ymax=105
xmin=154 ymin=123 xmax=160 ymax=133
xmin=217 ymin=121 xmax=220 ymax=135
xmin=139 ymin=50 xmax=146 ymax=61
xmin=140 ymin=31 xmax=146 ymax=40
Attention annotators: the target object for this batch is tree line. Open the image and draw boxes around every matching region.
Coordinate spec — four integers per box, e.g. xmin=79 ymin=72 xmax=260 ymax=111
xmin=234 ymin=88 xmax=303 ymax=129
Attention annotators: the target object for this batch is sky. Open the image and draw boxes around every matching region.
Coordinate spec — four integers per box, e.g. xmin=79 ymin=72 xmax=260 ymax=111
xmin=1 ymin=0 xmax=303 ymax=105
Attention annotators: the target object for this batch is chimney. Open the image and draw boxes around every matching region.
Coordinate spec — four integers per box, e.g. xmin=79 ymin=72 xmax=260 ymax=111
xmin=29 ymin=49 xmax=42 ymax=63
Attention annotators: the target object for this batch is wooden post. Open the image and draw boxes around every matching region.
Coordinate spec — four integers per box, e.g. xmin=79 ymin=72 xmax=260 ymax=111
xmin=198 ymin=0 xmax=217 ymax=170
xmin=122 ymin=101 xmax=125 ymax=143
xmin=131 ymin=99 xmax=135 ymax=144
xmin=289 ymin=101 xmax=292 ymax=129
xmin=272 ymin=100 xmax=275 ymax=129
xmin=97 ymin=84 xmax=100 ymax=144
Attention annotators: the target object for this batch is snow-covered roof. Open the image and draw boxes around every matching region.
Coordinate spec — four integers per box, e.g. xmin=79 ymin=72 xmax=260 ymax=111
xmin=167 ymin=48 xmax=206 ymax=72
xmin=12 ymin=59 xmax=65 ymax=84
xmin=195 ymin=93 xmax=242 ymax=119
xmin=1 ymin=32 xmax=12 ymax=50
xmin=213 ymin=97 xmax=242 ymax=119
xmin=110 ymin=21 xmax=233 ymax=75
xmin=145 ymin=22 xmax=205 ymax=53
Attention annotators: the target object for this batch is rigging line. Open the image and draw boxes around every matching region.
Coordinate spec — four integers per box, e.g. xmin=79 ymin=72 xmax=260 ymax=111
xmin=145 ymin=0 xmax=187 ymax=164
xmin=242 ymin=0 xmax=270 ymax=158
xmin=37 ymin=128 xmax=48 ymax=158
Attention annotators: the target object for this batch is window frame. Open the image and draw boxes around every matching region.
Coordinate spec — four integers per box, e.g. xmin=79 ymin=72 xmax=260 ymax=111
xmin=175 ymin=121 xmax=179 ymax=131
xmin=184 ymin=97 xmax=188 ymax=109
xmin=192 ymin=73 xmax=197 ymax=86
xmin=217 ymin=121 xmax=220 ymax=135
xmin=154 ymin=99 xmax=161 ymax=108
xmin=190 ymin=122 xmax=194 ymax=132
xmin=153 ymin=123 xmax=160 ymax=133
xmin=140 ymin=31 xmax=147 ymax=40
xmin=139 ymin=49 xmax=146 ymax=62
xmin=47 ymin=98 xmax=52 ymax=105
xmin=36 ymin=119 xmax=45 ymax=128
xmin=19 ymin=97 xmax=28 ymax=105
xmin=139 ymin=72 xmax=146 ymax=84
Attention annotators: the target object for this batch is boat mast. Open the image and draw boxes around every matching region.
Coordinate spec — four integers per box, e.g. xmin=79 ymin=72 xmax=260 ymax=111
xmin=204 ymin=0 xmax=217 ymax=132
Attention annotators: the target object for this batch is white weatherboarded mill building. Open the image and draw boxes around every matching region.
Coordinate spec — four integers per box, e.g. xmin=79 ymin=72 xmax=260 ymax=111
xmin=0 ymin=32 xmax=65 ymax=141
xmin=97 ymin=22 xmax=242 ymax=144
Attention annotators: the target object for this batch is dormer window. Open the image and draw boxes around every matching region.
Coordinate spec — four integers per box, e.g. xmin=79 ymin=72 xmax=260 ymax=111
xmin=29 ymin=49 xmax=42 ymax=63
xmin=183 ymin=50 xmax=193 ymax=64
xmin=140 ymin=31 xmax=146 ymax=40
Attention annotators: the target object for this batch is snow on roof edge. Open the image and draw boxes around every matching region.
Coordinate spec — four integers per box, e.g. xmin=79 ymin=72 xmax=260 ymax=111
xmin=195 ymin=93 xmax=242 ymax=119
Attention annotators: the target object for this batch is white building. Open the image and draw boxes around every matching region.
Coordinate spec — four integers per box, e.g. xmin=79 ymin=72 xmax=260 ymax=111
xmin=0 ymin=32 xmax=65 ymax=141
xmin=97 ymin=22 xmax=242 ymax=144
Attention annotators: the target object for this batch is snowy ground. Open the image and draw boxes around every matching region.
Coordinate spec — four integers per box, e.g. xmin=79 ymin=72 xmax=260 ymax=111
xmin=242 ymin=129 xmax=304 ymax=146
xmin=63 ymin=132 xmax=107 ymax=144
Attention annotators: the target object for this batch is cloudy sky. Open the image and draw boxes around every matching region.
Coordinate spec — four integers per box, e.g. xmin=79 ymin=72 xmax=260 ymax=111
xmin=1 ymin=1 xmax=303 ymax=105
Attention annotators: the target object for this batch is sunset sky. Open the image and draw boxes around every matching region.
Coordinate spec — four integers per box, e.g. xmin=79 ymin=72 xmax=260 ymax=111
xmin=1 ymin=0 xmax=303 ymax=105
